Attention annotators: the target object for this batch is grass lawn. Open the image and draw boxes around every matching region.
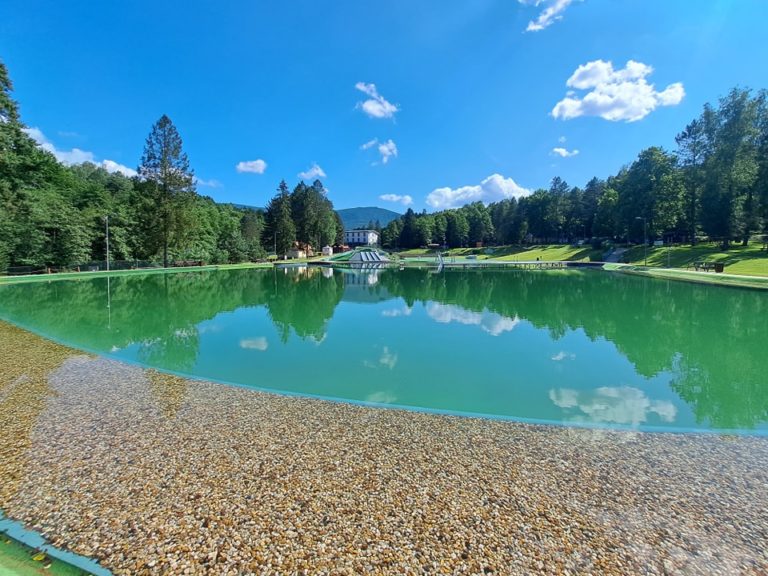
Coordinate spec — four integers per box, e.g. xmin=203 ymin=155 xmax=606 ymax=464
xmin=621 ymin=242 xmax=768 ymax=277
xmin=490 ymin=244 xmax=604 ymax=262
xmin=399 ymin=245 xmax=603 ymax=261
xmin=396 ymin=248 xmax=432 ymax=257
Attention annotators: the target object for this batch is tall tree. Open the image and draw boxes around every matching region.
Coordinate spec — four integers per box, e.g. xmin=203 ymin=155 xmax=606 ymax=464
xmin=309 ymin=179 xmax=339 ymax=248
xmin=0 ymin=60 xmax=40 ymax=270
xmin=617 ymin=147 xmax=683 ymax=241
xmin=138 ymin=114 xmax=195 ymax=267
xmin=264 ymin=180 xmax=296 ymax=257
xmin=581 ymin=178 xmax=604 ymax=238
xmin=381 ymin=218 xmax=402 ymax=248
xmin=445 ymin=209 xmax=469 ymax=247
xmin=593 ymin=187 xmax=620 ymax=238
xmin=399 ymin=208 xmax=419 ymax=248
xmin=240 ymin=209 xmax=265 ymax=260
xmin=700 ymin=89 xmax=761 ymax=246
xmin=675 ymin=119 xmax=707 ymax=244
xmin=756 ymin=91 xmax=768 ymax=241
xmin=462 ymin=202 xmax=494 ymax=245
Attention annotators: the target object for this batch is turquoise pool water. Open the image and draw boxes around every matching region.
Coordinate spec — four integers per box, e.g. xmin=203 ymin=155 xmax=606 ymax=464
xmin=0 ymin=266 xmax=766 ymax=433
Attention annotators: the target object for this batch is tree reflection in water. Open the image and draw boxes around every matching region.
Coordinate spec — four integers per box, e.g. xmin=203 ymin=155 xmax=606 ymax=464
xmin=0 ymin=267 xmax=765 ymax=430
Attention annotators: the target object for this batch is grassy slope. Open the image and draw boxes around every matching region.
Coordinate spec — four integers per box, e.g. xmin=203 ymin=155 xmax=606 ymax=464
xmin=398 ymin=245 xmax=602 ymax=261
xmin=620 ymin=242 xmax=768 ymax=276
xmin=489 ymin=245 xmax=604 ymax=262
xmin=399 ymin=242 xmax=767 ymax=275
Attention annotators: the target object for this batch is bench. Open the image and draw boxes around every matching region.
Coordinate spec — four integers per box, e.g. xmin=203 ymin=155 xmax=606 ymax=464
xmin=693 ymin=261 xmax=724 ymax=273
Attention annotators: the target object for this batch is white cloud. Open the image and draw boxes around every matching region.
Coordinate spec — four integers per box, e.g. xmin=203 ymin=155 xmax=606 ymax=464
xmin=549 ymin=386 xmax=678 ymax=426
xmin=378 ymin=139 xmax=398 ymax=164
xmin=552 ymin=147 xmax=579 ymax=158
xmin=298 ymin=162 xmax=327 ymax=180
xmin=100 ymin=159 xmax=138 ymax=177
xmin=426 ymin=173 xmax=531 ymax=210
xmin=355 ymin=82 xmax=399 ymax=119
xmin=519 ymin=0 xmax=577 ymax=32
xmin=426 ymin=303 xmax=520 ymax=336
xmin=362 ymin=138 xmax=399 ymax=165
xmin=24 ymin=127 xmax=94 ymax=164
xmin=236 ymin=159 xmax=267 ymax=174
xmin=552 ymin=59 xmax=685 ymax=122
xmin=379 ymin=193 xmax=413 ymax=206
xmin=551 ymin=351 xmax=576 ymax=361
xmin=239 ymin=337 xmax=268 ymax=351
xmin=558 ymin=135 xmax=567 ymax=143
xmin=24 ymin=127 xmax=137 ymax=176
xmin=194 ymin=177 xmax=222 ymax=188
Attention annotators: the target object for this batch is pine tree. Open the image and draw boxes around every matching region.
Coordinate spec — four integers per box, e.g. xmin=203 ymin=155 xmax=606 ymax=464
xmin=265 ymin=180 xmax=296 ymax=257
xmin=138 ymin=115 xmax=195 ymax=267
xmin=676 ymin=119 xmax=706 ymax=244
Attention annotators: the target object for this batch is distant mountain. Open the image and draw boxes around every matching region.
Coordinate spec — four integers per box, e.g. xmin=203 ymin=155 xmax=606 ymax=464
xmin=337 ymin=206 xmax=401 ymax=230
xmin=231 ymin=203 xmax=262 ymax=211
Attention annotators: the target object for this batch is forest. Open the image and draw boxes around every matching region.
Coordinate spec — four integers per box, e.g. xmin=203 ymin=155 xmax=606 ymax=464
xmin=2 ymin=57 xmax=767 ymax=273
xmin=380 ymin=88 xmax=768 ymax=250
xmin=0 ymin=61 xmax=341 ymax=273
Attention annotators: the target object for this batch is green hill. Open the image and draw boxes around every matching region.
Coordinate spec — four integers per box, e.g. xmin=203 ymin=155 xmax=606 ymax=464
xmin=337 ymin=207 xmax=401 ymax=230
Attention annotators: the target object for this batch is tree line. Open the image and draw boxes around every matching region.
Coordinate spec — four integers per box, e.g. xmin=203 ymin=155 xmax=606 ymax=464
xmin=380 ymin=88 xmax=768 ymax=250
xmin=3 ymin=53 xmax=768 ymax=271
xmin=0 ymin=60 xmax=343 ymax=273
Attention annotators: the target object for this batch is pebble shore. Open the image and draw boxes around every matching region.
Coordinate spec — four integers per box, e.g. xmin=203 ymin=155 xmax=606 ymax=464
xmin=1 ymin=321 xmax=767 ymax=575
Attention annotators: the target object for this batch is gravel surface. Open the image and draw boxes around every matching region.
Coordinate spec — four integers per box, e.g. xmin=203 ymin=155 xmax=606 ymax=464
xmin=1 ymin=321 xmax=767 ymax=575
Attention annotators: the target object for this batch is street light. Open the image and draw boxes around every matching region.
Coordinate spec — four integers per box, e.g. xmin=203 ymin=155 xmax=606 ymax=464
xmin=635 ymin=216 xmax=647 ymax=267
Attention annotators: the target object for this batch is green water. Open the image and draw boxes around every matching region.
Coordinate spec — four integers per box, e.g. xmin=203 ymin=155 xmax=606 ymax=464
xmin=0 ymin=267 xmax=766 ymax=433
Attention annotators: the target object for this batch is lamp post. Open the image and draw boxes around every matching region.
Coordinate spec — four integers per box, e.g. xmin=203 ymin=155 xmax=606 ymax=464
xmin=635 ymin=216 xmax=647 ymax=267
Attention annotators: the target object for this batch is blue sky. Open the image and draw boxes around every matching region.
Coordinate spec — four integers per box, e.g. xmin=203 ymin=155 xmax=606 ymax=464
xmin=2 ymin=0 xmax=767 ymax=211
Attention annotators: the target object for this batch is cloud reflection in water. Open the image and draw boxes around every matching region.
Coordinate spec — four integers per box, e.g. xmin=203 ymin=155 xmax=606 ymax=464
xmin=550 ymin=386 xmax=677 ymax=426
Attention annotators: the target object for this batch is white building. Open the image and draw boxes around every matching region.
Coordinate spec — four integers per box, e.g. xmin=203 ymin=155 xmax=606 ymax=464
xmin=344 ymin=229 xmax=379 ymax=246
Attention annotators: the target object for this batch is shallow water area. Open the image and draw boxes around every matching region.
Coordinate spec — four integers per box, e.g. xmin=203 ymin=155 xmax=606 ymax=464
xmin=0 ymin=266 xmax=766 ymax=433
xmin=0 ymin=320 xmax=767 ymax=575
